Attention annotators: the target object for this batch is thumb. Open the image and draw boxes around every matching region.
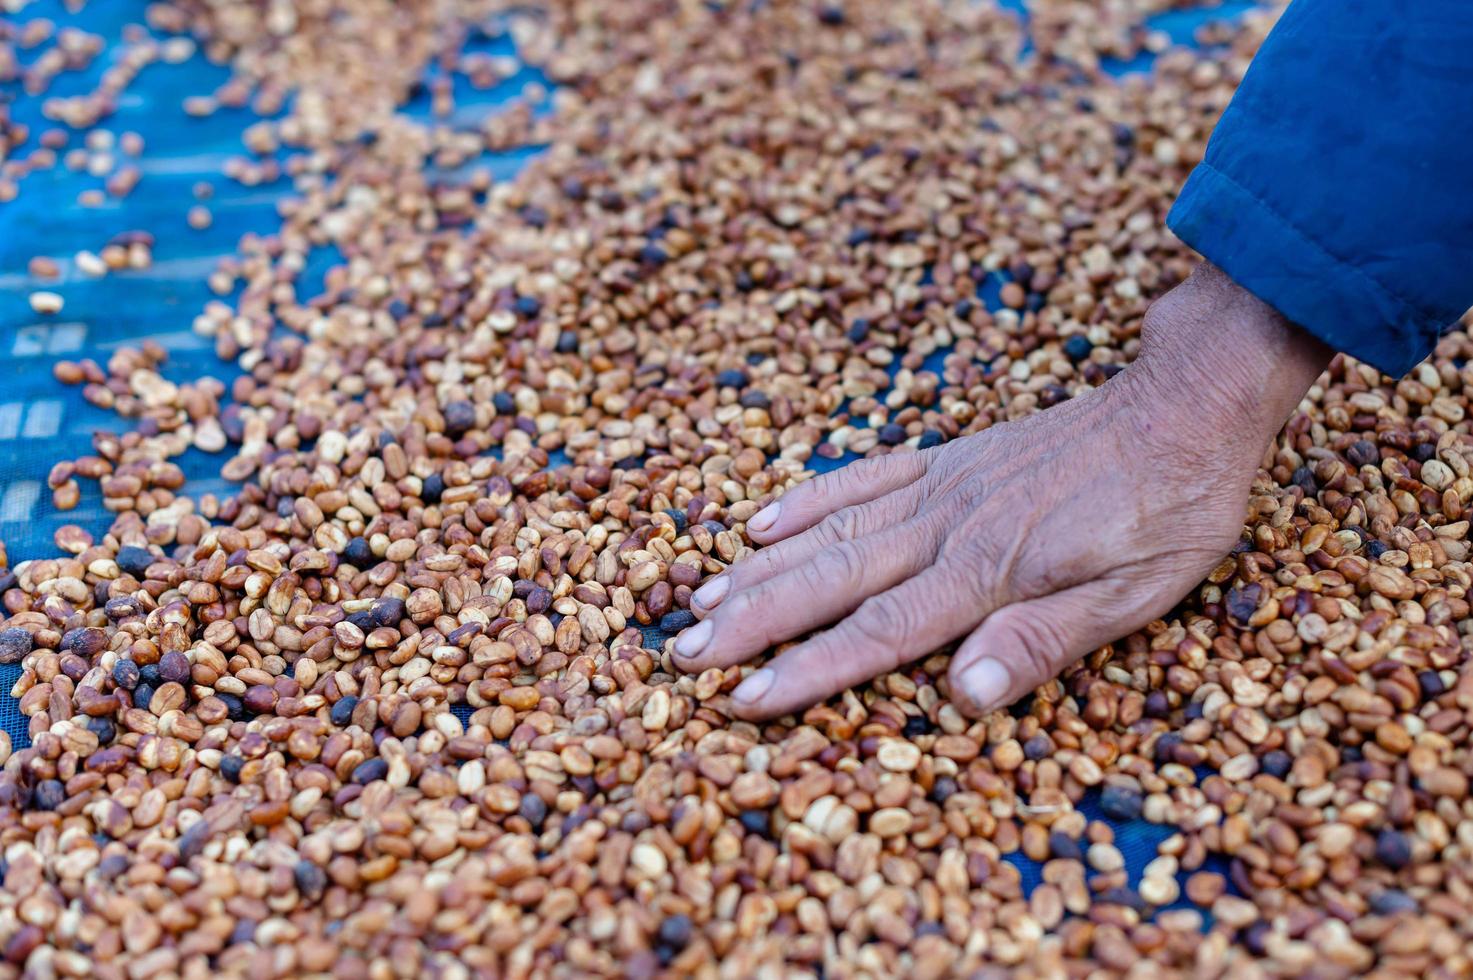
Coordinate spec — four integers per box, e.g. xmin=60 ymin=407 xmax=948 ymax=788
xmin=947 ymin=581 xmax=1135 ymax=717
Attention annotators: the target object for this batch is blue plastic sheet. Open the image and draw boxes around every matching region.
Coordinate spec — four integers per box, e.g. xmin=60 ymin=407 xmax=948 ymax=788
xmin=0 ymin=0 xmax=1249 ymax=912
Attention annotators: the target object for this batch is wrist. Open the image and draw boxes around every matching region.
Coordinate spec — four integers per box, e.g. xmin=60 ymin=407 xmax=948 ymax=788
xmin=1125 ymin=261 xmax=1333 ymax=448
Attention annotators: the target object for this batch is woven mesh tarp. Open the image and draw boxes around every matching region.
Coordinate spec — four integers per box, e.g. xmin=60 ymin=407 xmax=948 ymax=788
xmin=1 ymin=0 xmax=1250 ymax=905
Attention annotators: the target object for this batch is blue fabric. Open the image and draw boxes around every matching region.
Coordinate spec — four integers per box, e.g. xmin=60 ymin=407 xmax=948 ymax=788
xmin=1169 ymin=0 xmax=1473 ymax=376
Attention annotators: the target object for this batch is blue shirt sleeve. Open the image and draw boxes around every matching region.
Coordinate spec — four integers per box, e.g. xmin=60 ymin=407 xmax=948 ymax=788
xmin=1167 ymin=0 xmax=1473 ymax=377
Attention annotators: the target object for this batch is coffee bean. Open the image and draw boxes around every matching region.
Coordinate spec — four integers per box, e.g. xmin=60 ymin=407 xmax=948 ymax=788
xmin=1099 ymin=784 xmax=1143 ymax=822
xmin=660 ymin=610 xmax=698 ymax=633
xmin=444 ymin=400 xmax=476 ymax=436
xmin=1347 ymin=440 xmax=1379 ymax=467
xmin=295 ymin=861 xmax=328 ymax=900
xmin=353 ymin=758 xmax=389 ymax=784
xmin=657 ymin=915 xmax=693 ymax=951
xmin=372 ymin=597 xmax=407 ymax=627
xmin=1375 ymin=829 xmax=1413 ymax=870
xmin=330 ymin=695 xmax=359 ymax=727
xmin=519 ymin=793 xmax=547 ymax=828
xmin=158 ymin=651 xmax=191 ymax=684
xmin=1048 ymin=831 xmax=1083 ymax=862
xmin=1260 ymin=750 xmax=1292 ymax=779
xmin=0 ymin=628 xmax=33 ymax=665
xmin=111 ymin=659 xmax=140 ymax=690
xmin=115 ymin=546 xmax=154 ymax=577
xmin=343 ymin=536 xmax=373 ymax=567
xmin=31 ymin=780 xmax=65 ymax=811
xmin=716 ymin=369 xmax=749 ymax=388
xmin=220 ymin=755 xmax=245 ymax=783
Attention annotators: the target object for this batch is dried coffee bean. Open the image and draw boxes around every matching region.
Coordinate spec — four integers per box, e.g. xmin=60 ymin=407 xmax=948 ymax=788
xmin=658 ymin=915 xmax=693 ymax=951
xmin=62 ymin=627 xmax=105 ymax=656
xmin=519 ymin=793 xmax=547 ymax=829
xmin=1099 ymin=784 xmax=1143 ymax=822
xmin=31 ymin=780 xmax=65 ymax=811
xmin=158 ymin=651 xmax=191 ymax=684
xmin=243 ymin=685 xmax=277 ymax=714
xmin=1048 ymin=831 xmax=1083 ymax=862
xmin=220 ymin=755 xmax=245 ymax=783
xmin=443 ymin=400 xmax=476 ymax=436
xmin=1375 ymin=829 xmax=1414 ymax=870
xmin=737 ymin=391 xmax=770 ymax=410
xmin=115 ymin=546 xmax=154 ymax=577
xmin=111 ymin=659 xmax=140 ymax=690
xmin=330 ymin=696 xmax=359 ymax=727
xmin=372 ymin=597 xmax=406 ymax=628
xmin=715 ymin=369 xmax=749 ymax=389
xmin=1369 ymin=890 xmax=1418 ymax=915
xmin=660 ymin=610 xmax=697 ymax=633
xmin=0 ymin=629 xmax=33 ymax=665
xmin=295 ymin=860 xmax=328 ymax=900
xmin=347 ymin=611 xmax=376 ymax=633
xmin=343 ymin=537 xmax=373 ymax=567
xmin=86 ymin=716 xmax=116 ymax=744
xmin=1347 ymin=440 xmax=1380 ymax=467
xmin=1260 ymin=750 xmax=1292 ymax=779
xmin=352 ymin=758 xmax=389 ymax=784
xmin=929 ymin=778 xmax=958 ymax=805
xmin=217 ymin=692 xmax=245 ymax=722
xmin=739 ymin=810 xmax=771 ymax=837
xmin=105 ymin=596 xmax=142 ymax=619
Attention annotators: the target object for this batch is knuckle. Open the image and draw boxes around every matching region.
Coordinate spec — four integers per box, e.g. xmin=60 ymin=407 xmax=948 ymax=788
xmin=992 ymin=609 xmax=1065 ymax=685
xmin=845 ymin=455 xmax=894 ymax=485
xmin=818 ymin=458 xmax=877 ymax=500
xmin=815 ymin=506 xmax=862 ymax=546
xmin=804 ymin=636 xmax=850 ymax=685
xmin=1014 ymin=553 xmax=1075 ymax=597
xmin=799 ymin=473 xmax=839 ymax=509
xmin=723 ymin=589 xmax=763 ymax=624
xmin=793 ymin=557 xmax=835 ymax=598
xmin=948 ymin=535 xmax=1009 ymax=602
xmin=851 ymin=591 xmax=914 ymax=650
xmin=822 ymin=540 xmax=867 ymax=586
xmin=745 ymin=547 xmax=788 ymax=581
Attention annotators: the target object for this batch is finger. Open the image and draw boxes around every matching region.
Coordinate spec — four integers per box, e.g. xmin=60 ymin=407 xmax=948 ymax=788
xmin=692 ymin=492 xmax=917 ymax=617
xmin=946 ymin=580 xmax=1133 ymax=718
xmin=728 ymin=565 xmax=984 ymax=720
xmin=745 ymin=451 xmax=930 ymax=544
xmin=676 ymin=518 xmax=941 ymax=671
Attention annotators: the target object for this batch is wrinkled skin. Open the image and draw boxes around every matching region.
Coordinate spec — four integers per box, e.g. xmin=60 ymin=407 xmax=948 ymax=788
xmin=675 ymin=263 xmax=1332 ymax=719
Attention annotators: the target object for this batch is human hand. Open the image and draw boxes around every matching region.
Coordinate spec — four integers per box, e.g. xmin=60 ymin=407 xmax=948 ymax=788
xmin=674 ymin=263 xmax=1332 ymax=719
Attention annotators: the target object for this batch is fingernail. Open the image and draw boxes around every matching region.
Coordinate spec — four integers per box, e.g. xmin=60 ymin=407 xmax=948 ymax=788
xmin=733 ymin=667 xmax=775 ymax=703
xmin=746 ymin=502 xmax=780 ymax=533
xmin=692 ymin=576 xmax=730 ymax=611
xmin=958 ymin=658 xmax=1011 ymax=713
xmin=674 ymin=620 xmax=712 ymax=660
